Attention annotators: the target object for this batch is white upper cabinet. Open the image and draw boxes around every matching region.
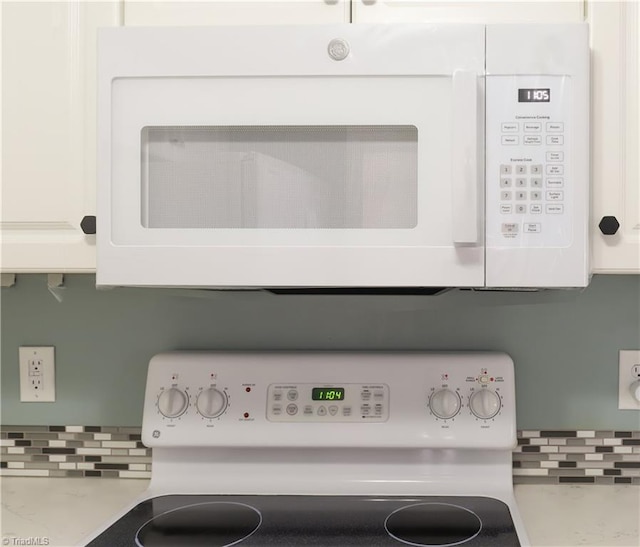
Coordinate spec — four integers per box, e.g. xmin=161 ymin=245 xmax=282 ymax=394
xmin=1 ymin=2 xmax=121 ymax=273
xmin=123 ymin=0 xmax=350 ymax=25
xmin=353 ymin=0 xmax=584 ymax=23
xmin=590 ymin=1 xmax=640 ymax=273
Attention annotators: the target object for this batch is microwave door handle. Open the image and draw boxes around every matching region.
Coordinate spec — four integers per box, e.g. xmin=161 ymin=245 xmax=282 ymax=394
xmin=451 ymin=70 xmax=479 ymax=245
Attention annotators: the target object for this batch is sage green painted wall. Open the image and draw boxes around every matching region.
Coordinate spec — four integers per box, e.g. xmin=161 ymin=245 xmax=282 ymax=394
xmin=1 ymin=274 xmax=639 ymax=429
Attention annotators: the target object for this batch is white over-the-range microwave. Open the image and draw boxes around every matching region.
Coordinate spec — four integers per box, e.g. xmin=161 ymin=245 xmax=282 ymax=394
xmin=97 ymin=23 xmax=589 ymax=290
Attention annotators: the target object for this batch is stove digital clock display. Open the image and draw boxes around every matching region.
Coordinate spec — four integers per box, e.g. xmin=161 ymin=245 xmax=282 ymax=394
xmin=518 ymin=88 xmax=550 ymax=102
xmin=312 ymin=387 xmax=345 ymax=401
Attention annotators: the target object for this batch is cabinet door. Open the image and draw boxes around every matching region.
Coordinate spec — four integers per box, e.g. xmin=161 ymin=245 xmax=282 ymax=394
xmin=353 ymin=0 xmax=584 ymax=23
xmin=591 ymin=1 xmax=640 ymax=273
xmin=123 ymin=0 xmax=350 ymax=25
xmin=1 ymin=2 xmax=121 ymax=273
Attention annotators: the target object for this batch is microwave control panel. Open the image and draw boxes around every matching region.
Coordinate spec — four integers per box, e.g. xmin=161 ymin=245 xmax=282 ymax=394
xmin=486 ymin=75 xmax=571 ymax=249
xmin=142 ymin=352 xmax=516 ymax=449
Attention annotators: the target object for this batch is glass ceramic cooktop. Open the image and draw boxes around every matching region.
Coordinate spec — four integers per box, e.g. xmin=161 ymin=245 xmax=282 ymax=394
xmin=86 ymin=495 xmax=520 ymax=547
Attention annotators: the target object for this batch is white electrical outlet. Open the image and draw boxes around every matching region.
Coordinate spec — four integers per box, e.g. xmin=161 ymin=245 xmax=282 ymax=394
xmin=19 ymin=346 xmax=55 ymax=402
xmin=618 ymin=350 xmax=640 ymax=410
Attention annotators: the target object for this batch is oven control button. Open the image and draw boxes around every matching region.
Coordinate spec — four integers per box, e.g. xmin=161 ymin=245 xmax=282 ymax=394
xmin=287 ymin=390 xmax=298 ymax=401
xmin=157 ymin=388 xmax=189 ymax=419
xmin=196 ymin=388 xmax=228 ymax=419
xmin=328 ymin=405 xmax=338 ymax=416
xmin=286 ymin=404 xmax=298 ymax=416
xmin=428 ymin=388 xmax=461 ymax=420
xmin=469 ymin=389 xmax=501 ymax=419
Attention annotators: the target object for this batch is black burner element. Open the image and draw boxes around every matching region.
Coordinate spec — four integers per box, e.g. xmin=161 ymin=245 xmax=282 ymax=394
xmin=385 ymin=503 xmax=482 ymax=546
xmin=135 ymin=502 xmax=262 ymax=547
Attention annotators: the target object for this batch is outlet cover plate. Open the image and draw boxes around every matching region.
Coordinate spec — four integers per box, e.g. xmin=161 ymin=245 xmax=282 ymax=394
xmin=618 ymin=350 xmax=640 ymax=410
xmin=19 ymin=346 xmax=55 ymax=402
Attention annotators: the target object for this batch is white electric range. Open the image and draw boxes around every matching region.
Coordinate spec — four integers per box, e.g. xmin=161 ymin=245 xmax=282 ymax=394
xmin=82 ymin=352 xmax=529 ymax=546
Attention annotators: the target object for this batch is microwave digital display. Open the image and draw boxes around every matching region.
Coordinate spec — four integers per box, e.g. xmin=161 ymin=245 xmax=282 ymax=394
xmin=518 ymin=88 xmax=551 ymax=102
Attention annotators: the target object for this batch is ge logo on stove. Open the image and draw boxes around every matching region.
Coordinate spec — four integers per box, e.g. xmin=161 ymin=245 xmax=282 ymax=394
xmin=152 ymin=430 xmax=161 ymax=438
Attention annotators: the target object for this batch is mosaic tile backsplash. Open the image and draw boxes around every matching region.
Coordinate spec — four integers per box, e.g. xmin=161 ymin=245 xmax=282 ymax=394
xmin=1 ymin=427 xmax=639 ymax=484
xmin=0 ymin=426 xmax=150 ymax=479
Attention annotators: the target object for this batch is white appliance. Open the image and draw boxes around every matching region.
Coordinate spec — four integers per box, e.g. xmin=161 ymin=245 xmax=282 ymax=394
xmin=97 ymin=24 xmax=589 ymax=289
xmin=82 ymin=351 xmax=529 ymax=546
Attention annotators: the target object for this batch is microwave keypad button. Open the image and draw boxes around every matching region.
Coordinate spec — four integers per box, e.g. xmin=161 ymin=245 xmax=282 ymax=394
xmin=516 ymin=191 xmax=527 ymax=201
xmin=524 ymin=135 xmax=542 ymax=145
xmin=546 ymin=165 xmax=564 ymax=176
xmin=516 ymin=205 xmax=527 ymax=214
xmin=328 ymin=405 xmax=339 ymax=416
xmin=546 ymin=178 xmax=564 ymax=188
xmin=531 ymin=178 xmax=542 ymax=188
xmin=516 ymin=165 xmax=527 ymax=175
xmin=546 ymin=191 xmax=564 ymax=201
xmin=546 ymin=152 xmax=564 ymax=162
xmin=500 ymin=191 xmax=512 ymax=201
xmin=524 ymin=223 xmax=541 ymax=233
xmin=531 ymin=191 xmax=542 ymax=201
xmin=500 ymin=178 xmax=512 ymax=188
xmin=501 ymin=136 xmax=519 ymax=145
xmin=546 ymin=135 xmax=564 ymax=146
xmin=500 ymin=204 xmax=513 ymax=214
xmin=501 ymin=123 xmax=519 ymax=132
xmin=286 ymin=404 xmax=298 ymax=416
xmin=501 ymin=223 xmax=519 ymax=234
xmin=287 ymin=390 xmax=298 ymax=401
xmin=516 ymin=178 xmax=527 ymax=188
xmin=317 ymin=406 xmax=327 ymax=416
xmin=500 ymin=164 xmax=512 ymax=175
xmin=524 ymin=122 xmax=542 ymax=132
xmin=546 ymin=122 xmax=564 ymax=132
xmin=530 ymin=204 xmax=543 ymax=214
xmin=546 ymin=204 xmax=564 ymax=214
xmin=530 ymin=165 xmax=542 ymax=175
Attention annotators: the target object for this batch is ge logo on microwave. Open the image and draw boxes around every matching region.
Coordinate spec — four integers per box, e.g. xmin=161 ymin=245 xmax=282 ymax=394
xmin=328 ymin=39 xmax=350 ymax=61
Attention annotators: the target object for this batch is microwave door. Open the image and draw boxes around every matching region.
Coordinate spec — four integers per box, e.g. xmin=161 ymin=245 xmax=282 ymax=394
xmin=240 ymin=153 xmax=256 ymax=229
xmin=100 ymin=25 xmax=486 ymax=288
xmin=241 ymin=151 xmax=320 ymax=229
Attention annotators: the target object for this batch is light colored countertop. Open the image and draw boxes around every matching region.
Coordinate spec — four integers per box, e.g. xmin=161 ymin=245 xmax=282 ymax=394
xmin=1 ymin=478 xmax=638 ymax=546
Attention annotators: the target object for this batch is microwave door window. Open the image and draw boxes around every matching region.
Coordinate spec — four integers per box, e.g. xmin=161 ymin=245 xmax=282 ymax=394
xmin=141 ymin=126 xmax=417 ymax=230
xmin=241 ymin=152 xmax=320 ymax=229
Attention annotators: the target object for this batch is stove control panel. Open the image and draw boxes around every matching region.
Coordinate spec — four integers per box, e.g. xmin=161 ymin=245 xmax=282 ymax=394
xmin=427 ymin=366 xmax=507 ymax=424
xmin=142 ymin=352 xmax=516 ymax=449
xmin=266 ymin=383 xmax=389 ymax=422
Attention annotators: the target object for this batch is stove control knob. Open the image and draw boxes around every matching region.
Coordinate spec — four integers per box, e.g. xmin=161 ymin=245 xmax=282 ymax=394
xmin=469 ymin=389 xmax=501 ymax=419
xmin=429 ymin=388 xmax=461 ymax=419
xmin=196 ymin=388 xmax=228 ymax=419
xmin=157 ymin=388 xmax=188 ymax=418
